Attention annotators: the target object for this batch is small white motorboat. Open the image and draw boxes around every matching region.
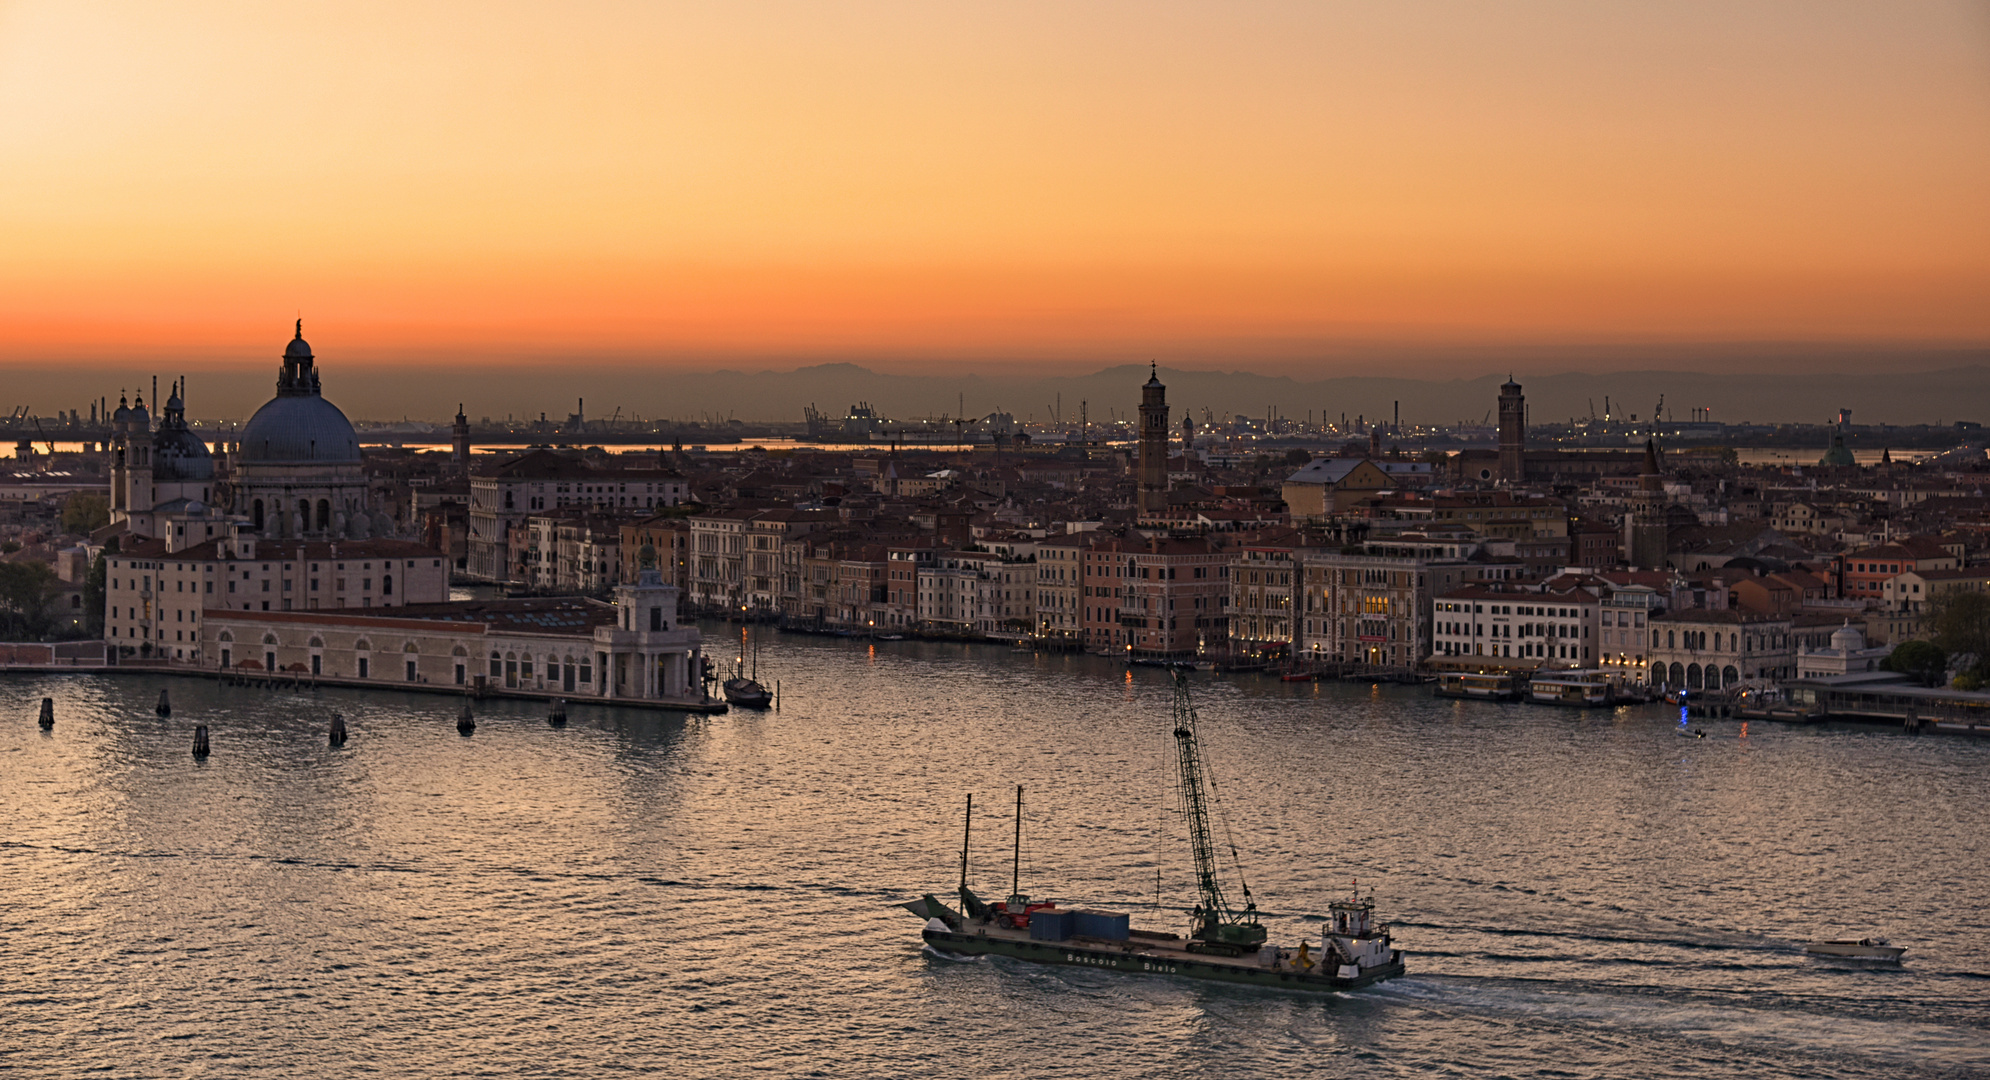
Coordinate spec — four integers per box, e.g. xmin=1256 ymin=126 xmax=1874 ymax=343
xmin=1804 ymin=937 xmax=1906 ymax=960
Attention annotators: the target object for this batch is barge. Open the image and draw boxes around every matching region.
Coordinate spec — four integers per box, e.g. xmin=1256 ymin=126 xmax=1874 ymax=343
xmin=903 ymin=673 xmax=1406 ymax=993
xmin=1435 ymin=670 xmax=1525 ymax=701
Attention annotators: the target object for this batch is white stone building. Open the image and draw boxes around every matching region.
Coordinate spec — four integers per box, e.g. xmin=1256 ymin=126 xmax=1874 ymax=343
xmin=917 ymin=554 xmax=982 ymax=632
xmin=1431 ymin=586 xmax=1599 ymax=667
xmin=105 ymin=532 xmax=449 ymax=662
xmin=1796 ymin=623 xmax=1892 ymax=679
xmin=200 ymin=561 xmax=706 ymax=704
xmin=1649 ymin=609 xmax=1795 ymax=692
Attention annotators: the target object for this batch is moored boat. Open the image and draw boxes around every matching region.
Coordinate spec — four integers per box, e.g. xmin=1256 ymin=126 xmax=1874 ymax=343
xmin=902 ymin=673 xmax=1407 ymax=993
xmin=1435 ymin=670 xmax=1524 ymax=701
xmin=725 ymin=623 xmax=774 ymax=708
xmin=723 ymin=676 xmax=772 ymax=709
xmin=1528 ymin=669 xmax=1615 ymax=708
xmin=1805 ymin=937 xmax=1906 ymax=960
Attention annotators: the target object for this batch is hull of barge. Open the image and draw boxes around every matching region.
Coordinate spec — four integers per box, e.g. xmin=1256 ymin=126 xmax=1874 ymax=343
xmin=921 ymin=924 xmax=1406 ymax=992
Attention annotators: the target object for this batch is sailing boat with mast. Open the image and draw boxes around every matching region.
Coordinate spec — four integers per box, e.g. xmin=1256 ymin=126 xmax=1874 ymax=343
xmin=902 ymin=672 xmax=1406 ymax=991
xmin=724 ymin=623 xmax=773 ymax=709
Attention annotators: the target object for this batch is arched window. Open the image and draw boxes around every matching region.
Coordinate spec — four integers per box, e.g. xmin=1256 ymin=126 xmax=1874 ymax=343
xmin=355 ymin=638 xmax=372 ymax=652
xmin=218 ymin=630 xmax=234 ymax=643
xmin=1705 ymin=665 xmax=1721 ymax=690
xmin=317 ymin=499 xmax=331 ymax=531
xmin=489 ymin=651 xmax=502 ymax=678
xmin=1667 ymin=630 xmax=1675 ymax=649
xmin=382 ymin=573 xmax=393 ymax=596
xmin=1668 ymin=662 xmax=1684 ymax=687
xmin=1687 ymin=663 xmax=1702 ymax=689
xmin=403 ymin=641 xmax=419 ymax=653
xmin=252 ymin=499 xmax=265 ymax=530
xmin=308 ymin=636 xmax=324 ymax=649
xmin=262 ymin=633 xmax=279 ymax=645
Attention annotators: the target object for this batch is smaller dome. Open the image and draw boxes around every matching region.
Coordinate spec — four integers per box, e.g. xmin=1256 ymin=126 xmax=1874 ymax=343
xmin=1830 ymin=623 xmax=1866 ymax=652
xmin=112 ymin=395 xmax=132 ymax=423
xmin=152 ymin=425 xmax=214 ymax=482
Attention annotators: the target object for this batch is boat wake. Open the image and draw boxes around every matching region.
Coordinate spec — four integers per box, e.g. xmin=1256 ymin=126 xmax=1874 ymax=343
xmin=922 ymin=944 xmax=987 ymax=963
xmin=1373 ymin=976 xmax=1990 ymax=1073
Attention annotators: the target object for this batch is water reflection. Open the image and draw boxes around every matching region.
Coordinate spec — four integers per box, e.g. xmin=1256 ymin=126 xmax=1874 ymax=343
xmin=3 ymin=637 xmax=1988 ymax=1079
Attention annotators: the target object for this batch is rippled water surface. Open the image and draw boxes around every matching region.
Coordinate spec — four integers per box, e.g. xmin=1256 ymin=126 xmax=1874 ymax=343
xmin=5 ymin=631 xmax=1988 ymax=1078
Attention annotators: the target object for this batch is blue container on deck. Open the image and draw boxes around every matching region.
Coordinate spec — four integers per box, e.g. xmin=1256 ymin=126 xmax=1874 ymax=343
xmin=1029 ymin=909 xmax=1074 ymax=941
xmin=1070 ymin=909 xmax=1130 ymax=941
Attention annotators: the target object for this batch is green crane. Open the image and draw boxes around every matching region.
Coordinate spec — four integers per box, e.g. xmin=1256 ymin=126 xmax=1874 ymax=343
xmin=1170 ymin=672 xmax=1265 ymax=954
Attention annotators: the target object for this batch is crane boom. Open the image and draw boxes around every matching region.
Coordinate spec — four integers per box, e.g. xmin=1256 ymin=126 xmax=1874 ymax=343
xmin=1170 ymin=672 xmax=1264 ymax=953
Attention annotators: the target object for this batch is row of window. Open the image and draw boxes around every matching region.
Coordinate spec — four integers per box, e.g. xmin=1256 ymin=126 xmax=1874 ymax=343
xmin=1437 ymin=601 xmax=1584 ymax=618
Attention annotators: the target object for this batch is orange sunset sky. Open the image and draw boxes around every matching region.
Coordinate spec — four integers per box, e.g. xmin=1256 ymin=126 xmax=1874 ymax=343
xmin=3 ymin=1 xmax=1989 ymax=375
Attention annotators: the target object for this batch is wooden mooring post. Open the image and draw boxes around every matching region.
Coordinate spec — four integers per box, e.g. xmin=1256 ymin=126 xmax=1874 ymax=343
xmin=548 ymin=698 xmax=567 ymax=727
xmin=38 ymin=697 xmax=54 ymax=729
xmin=156 ymin=689 xmax=172 ymax=717
xmin=457 ymin=702 xmax=476 ymax=735
xmin=191 ymin=725 xmax=210 ymax=758
xmin=329 ymin=713 xmax=347 ymax=747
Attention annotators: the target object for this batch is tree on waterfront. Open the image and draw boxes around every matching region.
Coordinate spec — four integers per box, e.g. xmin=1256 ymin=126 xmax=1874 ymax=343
xmin=0 ymin=560 xmax=58 ymax=640
xmin=1927 ymin=590 xmax=1990 ymax=687
xmin=1881 ymin=640 xmax=1947 ymax=687
xmin=82 ymin=544 xmax=112 ymax=638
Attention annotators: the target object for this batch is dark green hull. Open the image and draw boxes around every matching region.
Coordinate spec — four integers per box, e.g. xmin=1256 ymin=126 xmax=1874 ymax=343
xmin=922 ymin=926 xmax=1406 ymax=992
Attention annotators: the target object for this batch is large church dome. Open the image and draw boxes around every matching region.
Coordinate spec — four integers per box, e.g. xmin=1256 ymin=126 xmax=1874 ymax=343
xmin=238 ymin=321 xmax=360 ymax=464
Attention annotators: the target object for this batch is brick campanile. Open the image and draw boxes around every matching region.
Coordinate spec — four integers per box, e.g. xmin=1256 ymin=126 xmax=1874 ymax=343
xmin=1137 ymin=363 xmax=1170 ymax=517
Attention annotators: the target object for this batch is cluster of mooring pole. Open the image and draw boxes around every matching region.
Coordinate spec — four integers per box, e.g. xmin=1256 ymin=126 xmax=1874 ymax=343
xmin=156 ymin=689 xmax=172 ymax=718
xmin=548 ymin=699 xmax=567 ymax=727
xmin=457 ymin=702 xmax=476 ymax=735
xmin=38 ymin=697 xmax=54 ymax=729
xmin=329 ymin=713 xmax=348 ymax=747
xmin=191 ymin=725 xmax=210 ymax=758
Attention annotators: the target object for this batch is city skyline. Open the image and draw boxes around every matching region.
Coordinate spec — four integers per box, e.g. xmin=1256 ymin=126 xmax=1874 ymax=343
xmin=9 ymin=353 xmax=1990 ymax=429
xmin=4 ymin=2 xmax=1989 ymax=373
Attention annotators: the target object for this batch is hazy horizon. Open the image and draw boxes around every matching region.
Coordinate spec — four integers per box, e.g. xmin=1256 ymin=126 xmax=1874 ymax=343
xmin=11 ymin=353 xmax=1986 ymax=429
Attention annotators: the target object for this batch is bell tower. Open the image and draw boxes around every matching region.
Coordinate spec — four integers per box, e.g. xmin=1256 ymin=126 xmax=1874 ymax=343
xmin=1497 ymin=376 xmax=1526 ymax=483
xmin=1137 ymin=363 xmax=1170 ymax=517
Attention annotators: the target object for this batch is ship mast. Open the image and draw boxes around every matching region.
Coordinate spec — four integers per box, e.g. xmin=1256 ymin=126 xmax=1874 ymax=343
xmin=959 ymin=792 xmax=973 ymax=897
xmin=1171 ymin=672 xmax=1264 ymax=952
xmin=1007 ymin=784 xmax=1027 ymax=908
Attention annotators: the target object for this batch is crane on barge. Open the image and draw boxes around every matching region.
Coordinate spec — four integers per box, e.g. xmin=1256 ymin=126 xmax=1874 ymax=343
xmin=1171 ymin=672 xmax=1266 ymax=955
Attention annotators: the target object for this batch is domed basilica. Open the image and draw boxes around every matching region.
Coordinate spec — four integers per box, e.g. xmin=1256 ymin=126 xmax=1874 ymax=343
xmin=231 ymin=322 xmax=389 ymax=539
xmin=110 ymin=322 xmax=394 ymax=547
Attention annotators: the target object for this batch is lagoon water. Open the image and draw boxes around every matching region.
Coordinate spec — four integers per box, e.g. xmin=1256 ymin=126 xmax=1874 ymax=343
xmin=5 ymin=632 xmax=1988 ymax=1078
